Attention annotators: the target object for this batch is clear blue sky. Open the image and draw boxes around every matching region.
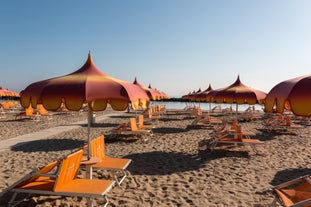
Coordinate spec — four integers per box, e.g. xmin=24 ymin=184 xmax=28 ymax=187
xmin=1 ymin=0 xmax=311 ymax=97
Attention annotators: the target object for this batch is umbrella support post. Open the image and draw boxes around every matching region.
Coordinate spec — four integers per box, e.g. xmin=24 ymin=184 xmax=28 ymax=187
xmin=235 ymin=104 xmax=238 ymax=125
xmin=87 ymin=105 xmax=92 ymax=160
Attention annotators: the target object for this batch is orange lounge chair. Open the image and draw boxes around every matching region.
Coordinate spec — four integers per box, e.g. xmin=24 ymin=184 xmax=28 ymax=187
xmin=229 ymin=120 xmax=255 ymax=138
xmin=37 ymin=104 xmax=54 ymax=120
xmin=7 ymin=149 xmax=115 ymax=207
xmin=112 ymin=118 xmax=152 ymax=134
xmin=112 ymin=122 xmax=130 ymax=132
xmin=191 ymin=114 xmax=222 ymax=128
xmin=146 ymin=108 xmax=161 ymax=119
xmin=211 ymin=105 xmax=222 ymax=113
xmin=208 ymin=124 xmax=263 ymax=153
xmin=137 ymin=114 xmax=154 ymax=129
xmin=111 ymin=118 xmax=152 ymax=137
xmin=37 ymin=104 xmax=47 ymax=115
xmin=90 ymin=135 xmax=132 ymax=186
xmin=15 ymin=105 xmax=40 ymax=120
xmin=156 ymin=104 xmax=166 ymax=114
xmin=1 ymin=102 xmax=11 ymax=109
xmin=263 ymin=175 xmax=311 ymax=207
xmin=284 ymin=115 xmax=303 ymax=129
xmin=187 ymin=107 xmax=203 ymax=118
xmin=1 ymin=160 xmax=61 ymax=198
xmin=129 ymin=117 xmax=152 ymax=134
xmin=264 ymin=114 xmax=302 ymax=132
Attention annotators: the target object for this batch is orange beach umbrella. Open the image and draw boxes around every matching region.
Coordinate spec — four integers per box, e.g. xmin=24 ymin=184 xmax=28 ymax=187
xmin=214 ymin=75 xmax=266 ymax=120
xmin=214 ymin=76 xmax=266 ymax=105
xmin=195 ymin=84 xmax=213 ymax=102
xmin=188 ymin=88 xmax=202 ymax=101
xmin=20 ymin=53 xmax=150 ymax=158
xmin=133 ymin=77 xmax=160 ymax=100
xmin=204 ymin=89 xmax=220 ymax=103
xmin=0 ymin=87 xmax=20 ymax=98
xmin=264 ymin=74 xmax=311 ymax=116
xmin=151 ymin=85 xmax=170 ymax=100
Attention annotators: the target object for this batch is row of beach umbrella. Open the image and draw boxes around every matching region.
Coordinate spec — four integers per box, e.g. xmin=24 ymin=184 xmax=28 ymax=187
xmin=0 ymin=87 xmax=20 ymax=98
xmin=133 ymin=77 xmax=169 ymax=101
xmin=182 ymin=74 xmax=311 ymax=118
xmin=182 ymin=75 xmax=266 ymax=115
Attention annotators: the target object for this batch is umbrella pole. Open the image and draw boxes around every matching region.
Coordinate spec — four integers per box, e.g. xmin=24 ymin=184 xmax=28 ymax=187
xmin=235 ymin=104 xmax=238 ymax=139
xmin=87 ymin=104 xmax=92 ymax=160
xmin=236 ymin=104 xmax=238 ymax=124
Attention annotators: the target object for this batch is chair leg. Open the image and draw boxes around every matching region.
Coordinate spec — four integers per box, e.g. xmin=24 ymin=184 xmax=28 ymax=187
xmin=86 ymin=197 xmax=94 ymax=207
xmin=8 ymin=192 xmax=17 ymax=207
xmin=87 ymin=196 xmax=109 ymax=207
xmin=207 ymin=138 xmax=217 ymax=151
xmin=8 ymin=192 xmax=31 ymax=207
xmin=113 ymin=170 xmax=127 ymax=186
xmin=103 ymin=195 xmax=109 ymax=207
xmin=269 ymin=197 xmax=278 ymax=207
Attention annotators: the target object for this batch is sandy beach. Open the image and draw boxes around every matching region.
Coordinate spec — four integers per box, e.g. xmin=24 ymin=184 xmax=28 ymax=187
xmin=0 ymin=107 xmax=311 ymax=207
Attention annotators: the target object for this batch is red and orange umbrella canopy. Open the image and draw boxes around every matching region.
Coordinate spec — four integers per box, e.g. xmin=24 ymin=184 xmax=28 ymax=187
xmin=195 ymin=84 xmax=213 ymax=102
xmin=133 ymin=78 xmax=160 ymax=101
xmin=214 ymin=75 xmax=266 ymax=105
xmin=188 ymin=88 xmax=202 ymax=101
xmin=20 ymin=53 xmax=150 ymax=159
xmin=265 ymin=75 xmax=311 ymax=116
xmin=158 ymin=90 xmax=170 ymax=100
xmin=149 ymin=84 xmax=170 ymax=100
xmin=0 ymin=87 xmax=20 ymax=98
xmin=204 ymin=89 xmax=220 ymax=102
xmin=181 ymin=91 xmax=192 ymax=100
xmin=20 ymin=53 xmax=149 ymax=111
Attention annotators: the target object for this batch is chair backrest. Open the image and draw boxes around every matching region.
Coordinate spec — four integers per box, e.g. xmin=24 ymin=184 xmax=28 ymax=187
xmin=148 ymin=109 xmax=152 ymax=118
xmin=236 ymin=125 xmax=243 ymax=140
xmin=138 ymin=115 xmax=144 ymax=126
xmin=1 ymin=102 xmax=10 ymax=109
xmin=37 ymin=104 xmax=48 ymax=115
xmin=17 ymin=160 xmax=61 ymax=186
xmin=274 ymin=189 xmax=294 ymax=206
xmin=90 ymin=135 xmax=106 ymax=159
xmin=130 ymin=117 xmax=138 ymax=131
xmin=39 ymin=160 xmax=60 ymax=174
xmin=285 ymin=116 xmax=291 ymax=126
xmin=197 ymin=108 xmax=202 ymax=116
xmin=230 ymin=120 xmax=237 ymax=130
xmin=8 ymin=101 xmax=15 ymax=107
xmin=54 ymin=150 xmax=83 ymax=191
xmin=25 ymin=105 xmax=34 ymax=116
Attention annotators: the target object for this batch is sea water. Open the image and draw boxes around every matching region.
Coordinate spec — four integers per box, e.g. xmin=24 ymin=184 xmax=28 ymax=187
xmin=150 ymin=101 xmax=264 ymax=112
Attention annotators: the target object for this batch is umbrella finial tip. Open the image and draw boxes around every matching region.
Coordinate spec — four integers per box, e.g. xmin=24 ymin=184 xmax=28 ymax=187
xmin=87 ymin=51 xmax=93 ymax=60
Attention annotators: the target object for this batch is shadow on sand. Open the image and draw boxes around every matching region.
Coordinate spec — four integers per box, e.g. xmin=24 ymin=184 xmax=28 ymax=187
xmin=269 ymin=168 xmax=311 ymax=186
xmin=10 ymin=138 xmax=85 ymax=152
xmin=125 ymin=151 xmax=202 ymax=175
